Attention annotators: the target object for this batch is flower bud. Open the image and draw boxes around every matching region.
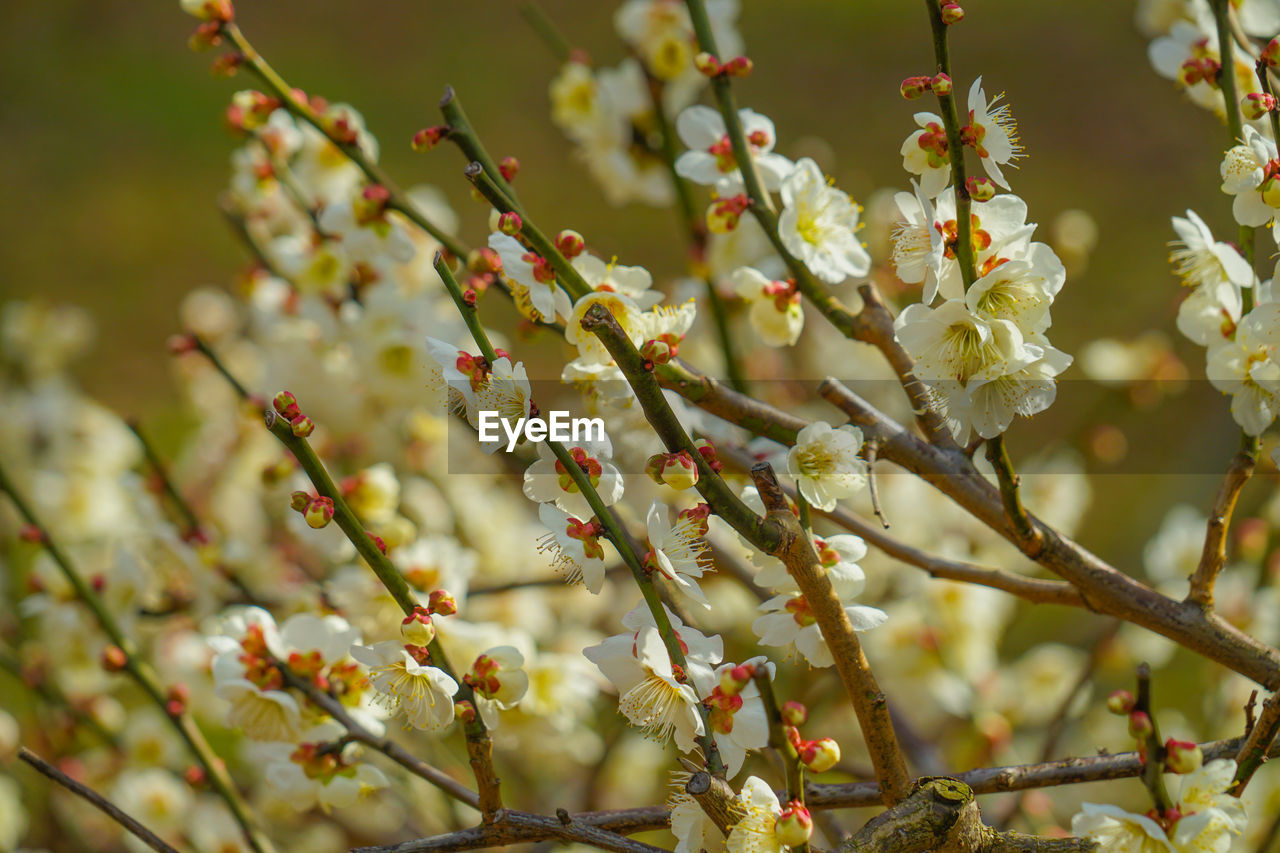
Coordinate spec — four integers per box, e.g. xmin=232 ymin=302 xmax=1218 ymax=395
xmin=900 ymin=76 xmax=932 ymax=100
xmin=641 ymin=338 xmax=673 ymax=366
xmin=718 ymin=663 xmax=755 ymax=696
xmin=1106 ymin=690 xmax=1135 ymax=715
xmin=166 ymin=333 xmax=198 ymax=355
xmin=498 ymin=211 xmax=523 ymax=236
xmin=693 ymin=438 xmax=724 ymax=473
xmin=18 ymin=524 xmax=44 ymax=544
xmin=694 ymin=52 xmax=721 ymax=76
xmin=646 ymin=451 xmax=699 ymax=491
xmin=165 ymin=684 xmax=189 ymax=717
xmin=499 ymin=156 xmax=520 ymax=183
xmin=1243 ymin=93 xmax=1277 ymax=121
xmin=455 ymin=700 xmax=477 ymax=724
xmin=304 ymin=496 xmax=335 ymax=529
xmin=1264 ymin=37 xmax=1280 ymax=68
xmin=429 ymin=589 xmax=458 ymax=616
xmin=940 ymin=2 xmax=964 ymax=24
xmin=799 ymin=737 xmax=840 ymax=773
xmin=401 ymin=607 xmax=437 ymax=646
xmin=289 ymin=414 xmax=314 ymax=438
xmin=1128 ymin=710 xmax=1153 ymax=738
xmin=556 ymin=229 xmax=586 ymax=259
xmin=273 ymin=390 xmax=300 ymax=419
xmin=966 ymin=176 xmax=996 ymax=202
xmin=1165 ymin=739 xmax=1203 ymax=774
xmin=773 ymin=802 xmax=813 ymax=847
xmin=368 ymin=532 xmax=388 ymax=555
xmin=723 ymin=55 xmax=754 ymax=77
xmin=781 ymin=700 xmax=808 ymax=727
xmin=290 ymin=491 xmax=313 ymax=513
xmin=1262 ymin=175 xmax=1280 ymax=209
xmin=706 ymin=194 xmax=749 ymax=234
xmin=183 ymin=766 xmax=208 ymax=788
xmin=931 ymin=72 xmax=953 ymax=97
xmin=181 ymin=0 xmax=234 ymax=22
xmin=101 ymin=646 xmax=128 ymax=672
xmin=412 ymin=125 xmax=449 ymax=151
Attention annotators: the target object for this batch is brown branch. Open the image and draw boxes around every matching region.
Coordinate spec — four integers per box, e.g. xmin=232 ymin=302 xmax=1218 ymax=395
xmin=816 ymin=501 xmax=1084 ymax=609
xmin=1188 ymin=434 xmax=1261 ymax=608
xmin=750 ymin=462 xmax=912 ymax=805
xmin=349 ymin=810 xmax=671 ymax=853
xmin=837 ymin=778 xmax=1094 ymax=853
xmin=681 ymin=762 xmax=744 ymax=835
xmin=1231 ymin=692 xmax=1280 ymax=796
xmin=713 ymin=443 xmax=1082 ymax=609
xmin=361 ymin=733 xmax=1280 ymax=848
xmin=814 ymin=377 xmax=1280 ymax=690
xmin=276 ymin=664 xmax=480 ymax=809
xmin=19 ymin=747 xmax=183 ymax=853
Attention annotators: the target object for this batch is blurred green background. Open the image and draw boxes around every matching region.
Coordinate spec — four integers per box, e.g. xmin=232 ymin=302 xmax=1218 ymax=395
xmin=0 ymin=1 xmax=1262 ymax=568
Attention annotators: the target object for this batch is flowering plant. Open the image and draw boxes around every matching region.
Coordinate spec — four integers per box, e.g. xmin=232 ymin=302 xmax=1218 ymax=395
xmin=7 ymin=1 xmax=1280 ymax=852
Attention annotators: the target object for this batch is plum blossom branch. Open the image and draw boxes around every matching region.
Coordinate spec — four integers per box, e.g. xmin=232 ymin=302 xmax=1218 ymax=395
xmin=0 ymin=461 xmax=276 ymax=853
xmin=18 ymin=747 xmax=183 ymax=853
xmin=259 ymin=404 xmax=504 ymax=815
xmin=985 ymin=435 xmax=1039 ymax=550
xmin=1188 ymin=433 xmax=1261 ymax=608
xmin=431 ymin=257 xmax=727 ymax=776
xmin=749 ymin=461 xmax=912 ymax=805
xmin=355 ymin=731 xmax=1280 ymax=849
xmin=814 ymin=375 xmax=1280 ymax=690
xmin=219 ymin=21 xmax=469 ymax=259
xmin=350 ymin=809 xmax=672 ymax=853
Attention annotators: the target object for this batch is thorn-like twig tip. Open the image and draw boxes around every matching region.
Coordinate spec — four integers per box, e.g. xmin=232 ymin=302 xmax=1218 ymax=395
xmin=439 ymin=85 xmax=455 ymax=107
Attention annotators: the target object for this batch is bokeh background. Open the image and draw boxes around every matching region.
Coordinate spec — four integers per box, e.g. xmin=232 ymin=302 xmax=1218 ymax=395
xmin=0 ymin=1 xmax=1267 ymax=648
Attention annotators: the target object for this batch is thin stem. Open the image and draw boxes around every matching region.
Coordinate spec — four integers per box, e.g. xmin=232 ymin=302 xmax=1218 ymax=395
xmin=436 ymin=255 xmax=500 ymax=364
xmin=1213 ymin=0 xmax=1245 ymax=143
xmin=579 ymin=302 xmax=772 ymax=551
xmin=126 ymin=419 xmax=201 ymax=537
xmin=925 ymin=0 xmax=977 ymax=287
xmin=19 ymin=747 xmax=182 ymax=853
xmin=985 ymin=435 xmax=1038 ymax=547
xmin=753 ymin=669 xmax=807 ymax=853
xmin=464 ymin=163 xmax=590 ymax=301
xmin=0 ymin=462 xmax=275 ymax=853
xmin=191 ymin=334 xmax=253 ymax=401
xmin=1135 ymin=663 xmax=1174 ymax=814
xmin=439 ymin=88 xmax=520 ymax=208
xmin=518 ymin=1 xmax=573 ymax=64
xmin=1188 ymin=433 xmax=1260 ymax=608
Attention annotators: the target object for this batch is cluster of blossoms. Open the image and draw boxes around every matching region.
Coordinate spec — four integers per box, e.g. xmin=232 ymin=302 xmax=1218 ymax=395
xmin=9 ymin=1 xmax=1280 ymax=852
xmin=890 ymin=75 xmax=1072 ymax=442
